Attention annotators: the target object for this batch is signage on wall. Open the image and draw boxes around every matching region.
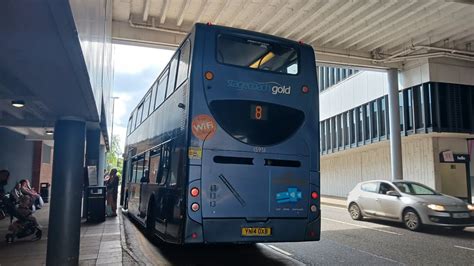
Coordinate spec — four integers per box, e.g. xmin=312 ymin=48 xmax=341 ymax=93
xmin=439 ymin=151 xmax=470 ymax=163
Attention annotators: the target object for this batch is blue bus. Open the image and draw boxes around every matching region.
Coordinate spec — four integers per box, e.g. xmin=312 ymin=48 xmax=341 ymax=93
xmin=123 ymin=23 xmax=320 ymax=244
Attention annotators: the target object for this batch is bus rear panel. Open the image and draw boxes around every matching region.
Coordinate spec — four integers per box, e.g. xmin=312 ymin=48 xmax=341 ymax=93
xmin=183 ymin=24 xmax=320 ymax=244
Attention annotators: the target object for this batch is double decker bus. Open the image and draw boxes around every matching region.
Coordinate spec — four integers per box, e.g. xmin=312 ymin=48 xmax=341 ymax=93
xmin=123 ymin=23 xmax=320 ymax=244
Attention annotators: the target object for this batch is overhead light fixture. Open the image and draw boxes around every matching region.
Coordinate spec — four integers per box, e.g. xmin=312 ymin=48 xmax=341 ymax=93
xmin=11 ymin=100 xmax=25 ymax=108
xmin=45 ymin=130 xmax=54 ymax=136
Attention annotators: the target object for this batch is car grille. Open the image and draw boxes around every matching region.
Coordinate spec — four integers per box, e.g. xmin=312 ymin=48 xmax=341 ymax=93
xmin=429 ymin=215 xmax=474 ymax=225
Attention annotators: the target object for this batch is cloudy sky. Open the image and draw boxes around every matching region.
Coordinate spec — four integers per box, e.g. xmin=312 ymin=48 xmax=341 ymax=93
xmin=112 ymin=44 xmax=174 ymax=152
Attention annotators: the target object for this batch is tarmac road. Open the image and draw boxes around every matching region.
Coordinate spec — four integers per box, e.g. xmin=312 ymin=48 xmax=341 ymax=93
xmin=122 ymin=204 xmax=474 ymax=265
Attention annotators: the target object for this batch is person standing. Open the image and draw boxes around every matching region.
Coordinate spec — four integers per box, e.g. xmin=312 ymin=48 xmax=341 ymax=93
xmin=105 ymin=169 xmax=119 ymax=216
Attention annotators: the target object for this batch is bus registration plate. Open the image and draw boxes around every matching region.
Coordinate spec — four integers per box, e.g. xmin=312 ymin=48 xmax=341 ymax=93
xmin=241 ymin=227 xmax=271 ymax=236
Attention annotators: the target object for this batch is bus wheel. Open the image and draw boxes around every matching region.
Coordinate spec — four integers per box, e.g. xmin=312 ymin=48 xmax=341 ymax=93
xmin=146 ymin=202 xmax=155 ymax=236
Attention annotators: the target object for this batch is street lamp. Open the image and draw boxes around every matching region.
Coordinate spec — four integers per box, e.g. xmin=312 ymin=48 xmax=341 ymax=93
xmin=110 ymin=96 xmax=119 ymax=146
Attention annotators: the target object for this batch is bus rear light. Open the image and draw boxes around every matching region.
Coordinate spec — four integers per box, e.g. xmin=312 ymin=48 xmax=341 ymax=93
xmin=310 ymin=205 xmax=318 ymax=213
xmin=192 ymin=232 xmax=198 ymax=239
xmin=205 ymin=71 xmax=214 ymax=80
xmin=191 ymin=203 xmax=200 ymax=212
xmin=309 ymin=231 xmax=315 ymax=237
xmin=190 ymin=187 xmax=200 ymax=197
xmin=311 ymin=191 xmax=319 ymax=199
xmin=302 ymin=86 xmax=310 ymax=94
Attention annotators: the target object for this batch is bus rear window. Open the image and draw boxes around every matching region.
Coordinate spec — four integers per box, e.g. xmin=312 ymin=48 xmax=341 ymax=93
xmin=217 ymin=35 xmax=298 ymax=75
xmin=210 ymin=100 xmax=304 ymax=146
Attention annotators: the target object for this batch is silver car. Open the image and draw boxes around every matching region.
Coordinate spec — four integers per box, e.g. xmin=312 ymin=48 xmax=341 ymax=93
xmin=347 ymin=180 xmax=474 ymax=231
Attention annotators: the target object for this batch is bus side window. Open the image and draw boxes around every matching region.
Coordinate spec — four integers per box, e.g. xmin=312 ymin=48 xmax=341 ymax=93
xmin=167 ymin=147 xmax=183 ymax=187
xmin=140 ymin=151 xmax=150 ymax=183
xmin=176 ymin=39 xmax=191 ymax=89
xmin=149 ymin=149 xmax=161 ymax=184
xmin=166 ymin=52 xmax=179 ymax=99
xmin=158 ymin=144 xmax=171 ymax=185
xmin=136 ymin=159 xmax=145 ymax=183
xmin=151 ymin=81 xmax=158 ymax=112
xmin=143 ymin=92 xmax=151 ymax=120
xmin=130 ymin=160 xmax=137 ymax=182
xmin=155 ymin=69 xmax=169 ymax=109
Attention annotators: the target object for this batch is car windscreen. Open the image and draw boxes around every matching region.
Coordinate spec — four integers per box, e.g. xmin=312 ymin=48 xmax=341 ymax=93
xmin=393 ymin=182 xmax=437 ymax=195
xmin=216 ymin=34 xmax=298 ymax=75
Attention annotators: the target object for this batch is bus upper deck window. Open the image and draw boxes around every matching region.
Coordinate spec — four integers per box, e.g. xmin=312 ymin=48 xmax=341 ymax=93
xmin=217 ymin=35 xmax=298 ymax=75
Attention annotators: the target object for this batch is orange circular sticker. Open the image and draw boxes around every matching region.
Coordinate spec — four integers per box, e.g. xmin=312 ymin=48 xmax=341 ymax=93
xmin=192 ymin=114 xmax=217 ymax=140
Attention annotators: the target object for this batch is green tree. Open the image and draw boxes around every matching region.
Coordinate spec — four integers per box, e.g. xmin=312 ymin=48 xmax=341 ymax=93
xmin=107 ymin=135 xmax=123 ymax=179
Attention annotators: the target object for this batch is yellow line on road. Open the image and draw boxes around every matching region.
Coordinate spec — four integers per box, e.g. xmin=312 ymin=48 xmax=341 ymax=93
xmin=322 ymin=217 xmax=403 ymax=236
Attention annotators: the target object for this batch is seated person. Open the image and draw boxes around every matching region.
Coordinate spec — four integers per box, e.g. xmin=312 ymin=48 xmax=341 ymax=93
xmin=19 ymin=179 xmax=44 ymax=210
xmin=10 ymin=182 xmax=23 ymax=205
xmin=8 ymin=195 xmax=39 ymax=234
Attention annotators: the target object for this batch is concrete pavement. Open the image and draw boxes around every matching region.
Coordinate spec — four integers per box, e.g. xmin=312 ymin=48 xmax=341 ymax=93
xmin=0 ymin=204 xmax=135 ymax=265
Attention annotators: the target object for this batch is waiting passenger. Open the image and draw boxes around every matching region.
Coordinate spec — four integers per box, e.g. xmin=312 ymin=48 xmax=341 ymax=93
xmin=19 ymin=179 xmax=44 ymax=210
xmin=10 ymin=182 xmax=23 ymax=205
xmin=0 ymin=169 xmax=10 ymax=198
xmin=105 ymin=169 xmax=119 ymax=217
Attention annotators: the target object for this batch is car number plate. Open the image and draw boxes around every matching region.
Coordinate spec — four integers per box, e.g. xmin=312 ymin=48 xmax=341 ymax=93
xmin=452 ymin=212 xmax=469 ymax=218
xmin=241 ymin=227 xmax=271 ymax=236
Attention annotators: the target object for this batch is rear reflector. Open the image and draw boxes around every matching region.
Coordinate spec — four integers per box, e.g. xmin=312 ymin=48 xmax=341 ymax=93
xmin=310 ymin=205 xmax=318 ymax=213
xmin=302 ymin=86 xmax=309 ymax=94
xmin=311 ymin=192 xmax=319 ymax=199
xmin=191 ymin=203 xmax=200 ymax=212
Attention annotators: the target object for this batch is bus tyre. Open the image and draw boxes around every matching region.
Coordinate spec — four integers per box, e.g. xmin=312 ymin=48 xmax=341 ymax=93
xmin=403 ymin=209 xmax=422 ymax=231
xmin=146 ymin=202 xmax=155 ymax=236
xmin=349 ymin=203 xmax=363 ymax=220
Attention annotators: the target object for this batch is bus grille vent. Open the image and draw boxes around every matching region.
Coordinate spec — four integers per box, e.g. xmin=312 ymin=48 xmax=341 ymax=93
xmin=264 ymin=159 xmax=301 ymax=167
xmin=213 ymin=156 xmax=254 ymax=165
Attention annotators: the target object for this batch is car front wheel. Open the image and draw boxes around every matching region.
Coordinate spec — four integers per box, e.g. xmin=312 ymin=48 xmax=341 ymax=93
xmin=349 ymin=203 xmax=363 ymax=220
xmin=403 ymin=209 xmax=422 ymax=231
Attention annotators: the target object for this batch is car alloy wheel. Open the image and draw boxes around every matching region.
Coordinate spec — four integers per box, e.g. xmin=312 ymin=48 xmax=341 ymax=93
xmin=403 ymin=210 xmax=421 ymax=231
xmin=349 ymin=203 xmax=362 ymax=220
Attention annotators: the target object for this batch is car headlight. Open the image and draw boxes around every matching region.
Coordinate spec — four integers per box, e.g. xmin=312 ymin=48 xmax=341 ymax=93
xmin=426 ymin=204 xmax=446 ymax=211
xmin=467 ymin=204 xmax=474 ymax=211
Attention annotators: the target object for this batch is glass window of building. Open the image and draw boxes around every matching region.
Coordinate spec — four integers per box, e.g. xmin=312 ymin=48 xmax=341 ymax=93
xmin=343 ymin=112 xmax=349 ymax=146
xmin=413 ymin=86 xmax=424 ymax=129
xmin=365 ymin=104 xmax=370 ymax=140
xmin=426 ymin=84 xmax=433 ymax=127
xmin=380 ymin=97 xmax=386 ymax=137
xmin=358 ymin=106 xmax=363 ymax=142
xmin=320 ymin=121 xmax=326 ymax=152
xmin=331 ymin=117 xmax=336 ymax=149
xmin=325 ymin=120 xmax=331 ymax=151
xmin=399 ymin=92 xmax=404 ymax=131
xmin=371 ymin=101 xmax=378 ymax=138
xmin=350 ymin=110 xmax=355 ymax=144
xmin=406 ymin=89 xmax=413 ymax=130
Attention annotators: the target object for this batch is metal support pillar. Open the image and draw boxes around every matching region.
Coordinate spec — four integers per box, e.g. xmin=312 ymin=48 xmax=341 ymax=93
xmin=387 ymin=68 xmax=403 ymax=180
xmin=46 ymin=119 xmax=86 ymax=266
xmin=98 ymin=144 xmax=106 ymax=186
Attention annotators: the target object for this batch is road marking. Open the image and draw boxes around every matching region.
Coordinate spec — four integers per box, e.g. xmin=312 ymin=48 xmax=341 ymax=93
xmin=322 ymin=217 xmax=403 ymax=236
xmin=266 ymin=244 xmax=293 ymax=256
xmin=454 ymin=245 xmax=474 ymax=251
xmin=326 ymin=239 xmax=404 ymax=265
xmin=322 ymin=204 xmax=347 ymax=210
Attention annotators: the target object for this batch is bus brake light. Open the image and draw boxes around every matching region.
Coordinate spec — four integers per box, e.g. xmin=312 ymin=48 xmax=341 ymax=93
xmin=191 ymin=187 xmax=200 ymax=197
xmin=311 ymin=191 xmax=318 ymax=199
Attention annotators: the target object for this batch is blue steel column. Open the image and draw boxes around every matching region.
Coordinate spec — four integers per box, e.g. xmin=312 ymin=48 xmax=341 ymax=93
xmin=47 ymin=119 xmax=86 ymax=265
xmin=387 ymin=69 xmax=403 ymax=180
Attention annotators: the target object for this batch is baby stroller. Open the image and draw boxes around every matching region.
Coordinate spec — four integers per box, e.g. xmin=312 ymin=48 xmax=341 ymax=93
xmin=3 ymin=195 xmax=42 ymax=243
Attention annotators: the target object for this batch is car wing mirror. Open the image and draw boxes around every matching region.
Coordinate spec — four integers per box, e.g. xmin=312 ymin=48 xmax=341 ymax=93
xmin=387 ymin=191 xmax=401 ymax=197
